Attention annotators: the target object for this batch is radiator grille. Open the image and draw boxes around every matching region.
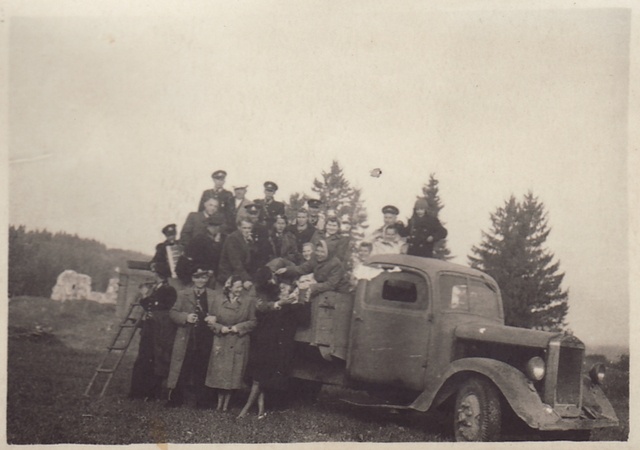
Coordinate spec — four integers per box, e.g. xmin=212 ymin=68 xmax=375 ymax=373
xmin=556 ymin=345 xmax=583 ymax=405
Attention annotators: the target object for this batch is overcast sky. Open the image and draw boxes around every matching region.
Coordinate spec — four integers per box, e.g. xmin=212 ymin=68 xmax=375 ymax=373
xmin=7 ymin=2 xmax=636 ymax=348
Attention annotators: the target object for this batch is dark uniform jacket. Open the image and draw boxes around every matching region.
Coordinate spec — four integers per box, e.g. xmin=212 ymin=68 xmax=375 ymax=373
xmin=217 ymin=230 xmax=255 ymax=283
xmin=406 ymin=214 xmax=448 ymax=258
xmin=254 ymin=198 xmax=285 ymax=227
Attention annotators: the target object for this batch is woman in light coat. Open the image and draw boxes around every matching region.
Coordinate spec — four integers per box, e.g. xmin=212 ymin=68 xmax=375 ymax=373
xmin=205 ymin=275 xmax=257 ymax=411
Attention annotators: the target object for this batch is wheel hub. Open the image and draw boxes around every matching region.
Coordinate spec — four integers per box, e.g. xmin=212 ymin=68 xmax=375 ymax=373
xmin=456 ymin=393 xmax=481 ymax=440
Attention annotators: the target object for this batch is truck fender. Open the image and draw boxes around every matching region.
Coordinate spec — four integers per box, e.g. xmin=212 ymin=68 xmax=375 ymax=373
xmin=409 ymin=357 xmax=562 ymax=430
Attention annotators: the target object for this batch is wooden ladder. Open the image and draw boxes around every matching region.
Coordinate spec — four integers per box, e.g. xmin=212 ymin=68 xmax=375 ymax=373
xmin=83 ymin=301 xmax=144 ymax=397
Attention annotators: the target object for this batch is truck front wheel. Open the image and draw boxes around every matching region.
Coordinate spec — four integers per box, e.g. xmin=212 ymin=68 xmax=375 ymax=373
xmin=454 ymin=377 xmax=502 ymax=442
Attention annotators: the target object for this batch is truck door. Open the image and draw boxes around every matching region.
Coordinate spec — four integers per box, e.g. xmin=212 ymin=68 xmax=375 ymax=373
xmin=347 ymin=269 xmax=430 ymax=391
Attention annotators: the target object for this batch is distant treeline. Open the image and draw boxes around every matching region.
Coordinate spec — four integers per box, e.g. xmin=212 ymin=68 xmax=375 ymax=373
xmin=8 ymin=225 xmax=150 ymax=298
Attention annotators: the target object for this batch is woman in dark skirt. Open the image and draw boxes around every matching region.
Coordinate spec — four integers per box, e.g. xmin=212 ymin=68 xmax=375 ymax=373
xmin=237 ymin=268 xmax=310 ymax=418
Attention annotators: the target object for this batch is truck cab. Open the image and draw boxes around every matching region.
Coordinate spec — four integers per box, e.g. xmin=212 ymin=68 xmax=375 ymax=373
xmin=292 ymin=254 xmax=618 ymax=441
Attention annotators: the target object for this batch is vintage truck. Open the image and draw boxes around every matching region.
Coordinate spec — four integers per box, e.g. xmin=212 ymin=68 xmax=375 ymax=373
xmin=288 ymin=254 xmax=618 ymax=442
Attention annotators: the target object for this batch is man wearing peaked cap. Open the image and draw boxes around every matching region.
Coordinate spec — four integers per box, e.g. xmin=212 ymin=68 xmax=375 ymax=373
xmin=366 ymin=204 xmax=408 ymax=245
xmin=254 ymin=181 xmax=285 ymax=228
xmin=197 ymin=170 xmax=235 ymax=231
xmin=150 ymin=224 xmax=181 ymax=279
xmin=307 ymin=199 xmax=326 ymax=230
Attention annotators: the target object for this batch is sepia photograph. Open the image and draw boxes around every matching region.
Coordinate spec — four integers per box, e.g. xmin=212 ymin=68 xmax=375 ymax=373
xmin=4 ymin=1 xmax=637 ymax=447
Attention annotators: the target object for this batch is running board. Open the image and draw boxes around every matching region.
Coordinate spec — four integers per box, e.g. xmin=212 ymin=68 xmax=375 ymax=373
xmin=339 ymin=396 xmax=412 ymax=410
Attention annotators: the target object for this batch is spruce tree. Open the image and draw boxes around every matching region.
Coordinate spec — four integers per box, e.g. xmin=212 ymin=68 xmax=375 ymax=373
xmin=285 ymin=192 xmax=308 ymax=223
xmin=420 ymin=173 xmax=453 ymax=260
xmin=311 ymin=160 xmax=369 ymax=244
xmin=468 ymin=192 xmax=568 ymax=331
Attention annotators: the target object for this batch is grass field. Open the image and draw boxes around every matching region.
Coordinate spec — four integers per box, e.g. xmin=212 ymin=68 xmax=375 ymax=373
xmin=6 ymin=296 xmax=629 ymax=444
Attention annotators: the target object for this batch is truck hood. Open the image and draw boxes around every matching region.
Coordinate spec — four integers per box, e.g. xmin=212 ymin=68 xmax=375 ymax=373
xmin=455 ymin=323 xmax=565 ymax=349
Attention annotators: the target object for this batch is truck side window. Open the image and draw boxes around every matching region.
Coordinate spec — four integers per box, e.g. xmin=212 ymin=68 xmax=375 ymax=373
xmin=440 ymin=274 xmax=469 ymax=311
xmin=382 ymin=279 xmax=417 ymax=303
xmin=468 ymin=279 xmax=500 ymax=318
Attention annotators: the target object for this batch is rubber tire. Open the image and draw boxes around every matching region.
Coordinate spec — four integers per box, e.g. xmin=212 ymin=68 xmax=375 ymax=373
xmin=453 ymin=377 xmax=502 ymax=442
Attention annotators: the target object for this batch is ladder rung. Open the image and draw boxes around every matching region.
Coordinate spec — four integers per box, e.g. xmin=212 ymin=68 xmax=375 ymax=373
xmin=96 ymin=368 xmax=115 ymax=373
xmin=108 ymin=346 xmax=127 ymax=351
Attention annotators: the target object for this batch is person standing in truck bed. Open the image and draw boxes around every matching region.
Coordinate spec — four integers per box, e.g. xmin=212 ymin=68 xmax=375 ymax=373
xmin=406 ymin=198 xmax=448 ymax=258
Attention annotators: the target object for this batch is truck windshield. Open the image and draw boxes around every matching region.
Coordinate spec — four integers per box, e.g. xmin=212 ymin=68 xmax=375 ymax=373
xmin=440 ymin=274 xmax=500 ymax=318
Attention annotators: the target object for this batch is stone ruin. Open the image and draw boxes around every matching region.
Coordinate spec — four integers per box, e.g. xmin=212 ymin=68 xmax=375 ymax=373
xmin=50 ymin=269 xmax=119 ymax=304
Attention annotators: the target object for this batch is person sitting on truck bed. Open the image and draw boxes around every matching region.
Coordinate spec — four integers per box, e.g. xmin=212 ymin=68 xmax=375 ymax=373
xmin=406 ymin=198 xmax=448 ymax=258
xmin=371 ymin=223 xmax=407 ymax=256
xmin=217 ymin=218 xmax=257 ymax=289
xmin=286 ymin=209 xmax=319 ymax=262
xmin=177 ymin=213 xmax=226 ymax=288
xmin=276 ymin=239 xmax=350 ymax=295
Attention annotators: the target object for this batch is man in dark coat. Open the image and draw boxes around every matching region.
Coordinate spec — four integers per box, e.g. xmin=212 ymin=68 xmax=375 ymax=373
xmin=254 ymin=181 xmax=285 ymax=228
xmin=178 ymin=213 xmax=226 ymax=287
xmin=307 ymin=199 xmax=326 ymax=230
xmin=150 ymin=224 xmax=180 ymax=279
xmin=406 ymin=198 xmax=448 ymax=258
xmin=129 ymin=271 xmax=177 ymax=400
xmin=197 ymin=170 xmax=235 ymax=228
xmin=166 ymin=268 xmax=217 ymax=408
xmin=180 ymin=197 xmax=219 ymax=247
xmin=287 ymin=209 xmax=319 ymax=261
xmin=268 ymin=215 xmax=298 ymax=264
xmin=217 ymin=218 xmax=256 ymax=288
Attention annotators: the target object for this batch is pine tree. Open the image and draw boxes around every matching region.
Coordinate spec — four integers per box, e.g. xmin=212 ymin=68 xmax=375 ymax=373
xmin=468 ymin=192 xmax=568 ymax=331
xmin=420 ymin=173 xmax=453 ymax=260
xmin=311 ymin=160 xmax=369 ymax=244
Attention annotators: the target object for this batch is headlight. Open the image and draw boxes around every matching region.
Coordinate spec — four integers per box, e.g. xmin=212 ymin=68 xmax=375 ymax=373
xmin=525 ymin=356 xmax=546 ymax=381
xmin=589 ymin=363 xmax=606 ymax=384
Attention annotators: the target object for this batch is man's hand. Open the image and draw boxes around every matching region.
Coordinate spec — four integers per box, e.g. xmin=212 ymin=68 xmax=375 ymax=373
xmin=275 ymin=268 xmax=287 ymax=275
xmin=186 ymin=313 xmax=198 ymax=324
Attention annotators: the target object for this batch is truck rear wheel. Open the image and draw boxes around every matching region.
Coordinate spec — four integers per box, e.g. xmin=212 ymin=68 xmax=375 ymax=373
xmin=454 ymin=377 xmax=502 ymax=442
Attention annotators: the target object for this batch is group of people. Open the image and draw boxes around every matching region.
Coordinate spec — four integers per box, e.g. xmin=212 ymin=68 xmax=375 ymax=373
xmin=130 ymin=169 xmax=447 ymax=417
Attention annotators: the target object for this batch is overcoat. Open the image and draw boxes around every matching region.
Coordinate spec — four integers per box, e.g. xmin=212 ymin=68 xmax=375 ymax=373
xmin=205 ymin=290 xmax=257 ymax=390
xmin=406 ymin=214 xmax=448 ymax=258
xmin=150 ymin=241 xmax=174 ymax=279
xmin=247 ymin=299 xmax=311 ymax=390
xmin=217 ymin=230 xmax=254 ymax=283
xmin=179 ymin=211 xmax=209 ymax=247
xmin=166 ymin=287 xmax=216 ymax=389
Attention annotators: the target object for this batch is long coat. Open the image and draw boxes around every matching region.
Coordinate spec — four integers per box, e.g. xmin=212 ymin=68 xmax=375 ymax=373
xmin=247 ymin=299 xmax=311 ymax=390
xmin=406 ymin=214 xmax=448 ymax=258
xmin=179 ymin=211 xmax=209 ymax=247
xmin=166 ymin=287 xmax=216 ymax=389
xmin=217 ymin=230 xmax=254 ymax=283
xmin=205 ymin=290 xmax=257 ymax=390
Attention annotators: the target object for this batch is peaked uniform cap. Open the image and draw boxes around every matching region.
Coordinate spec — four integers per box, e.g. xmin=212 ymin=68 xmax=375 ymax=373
xmin=211 ymin=170 xmax=227 ymax=179
xmin=382 ymin=205 xmax=399 ymax=215
xmin=162 ymin=224 xmax=177 ymax=236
